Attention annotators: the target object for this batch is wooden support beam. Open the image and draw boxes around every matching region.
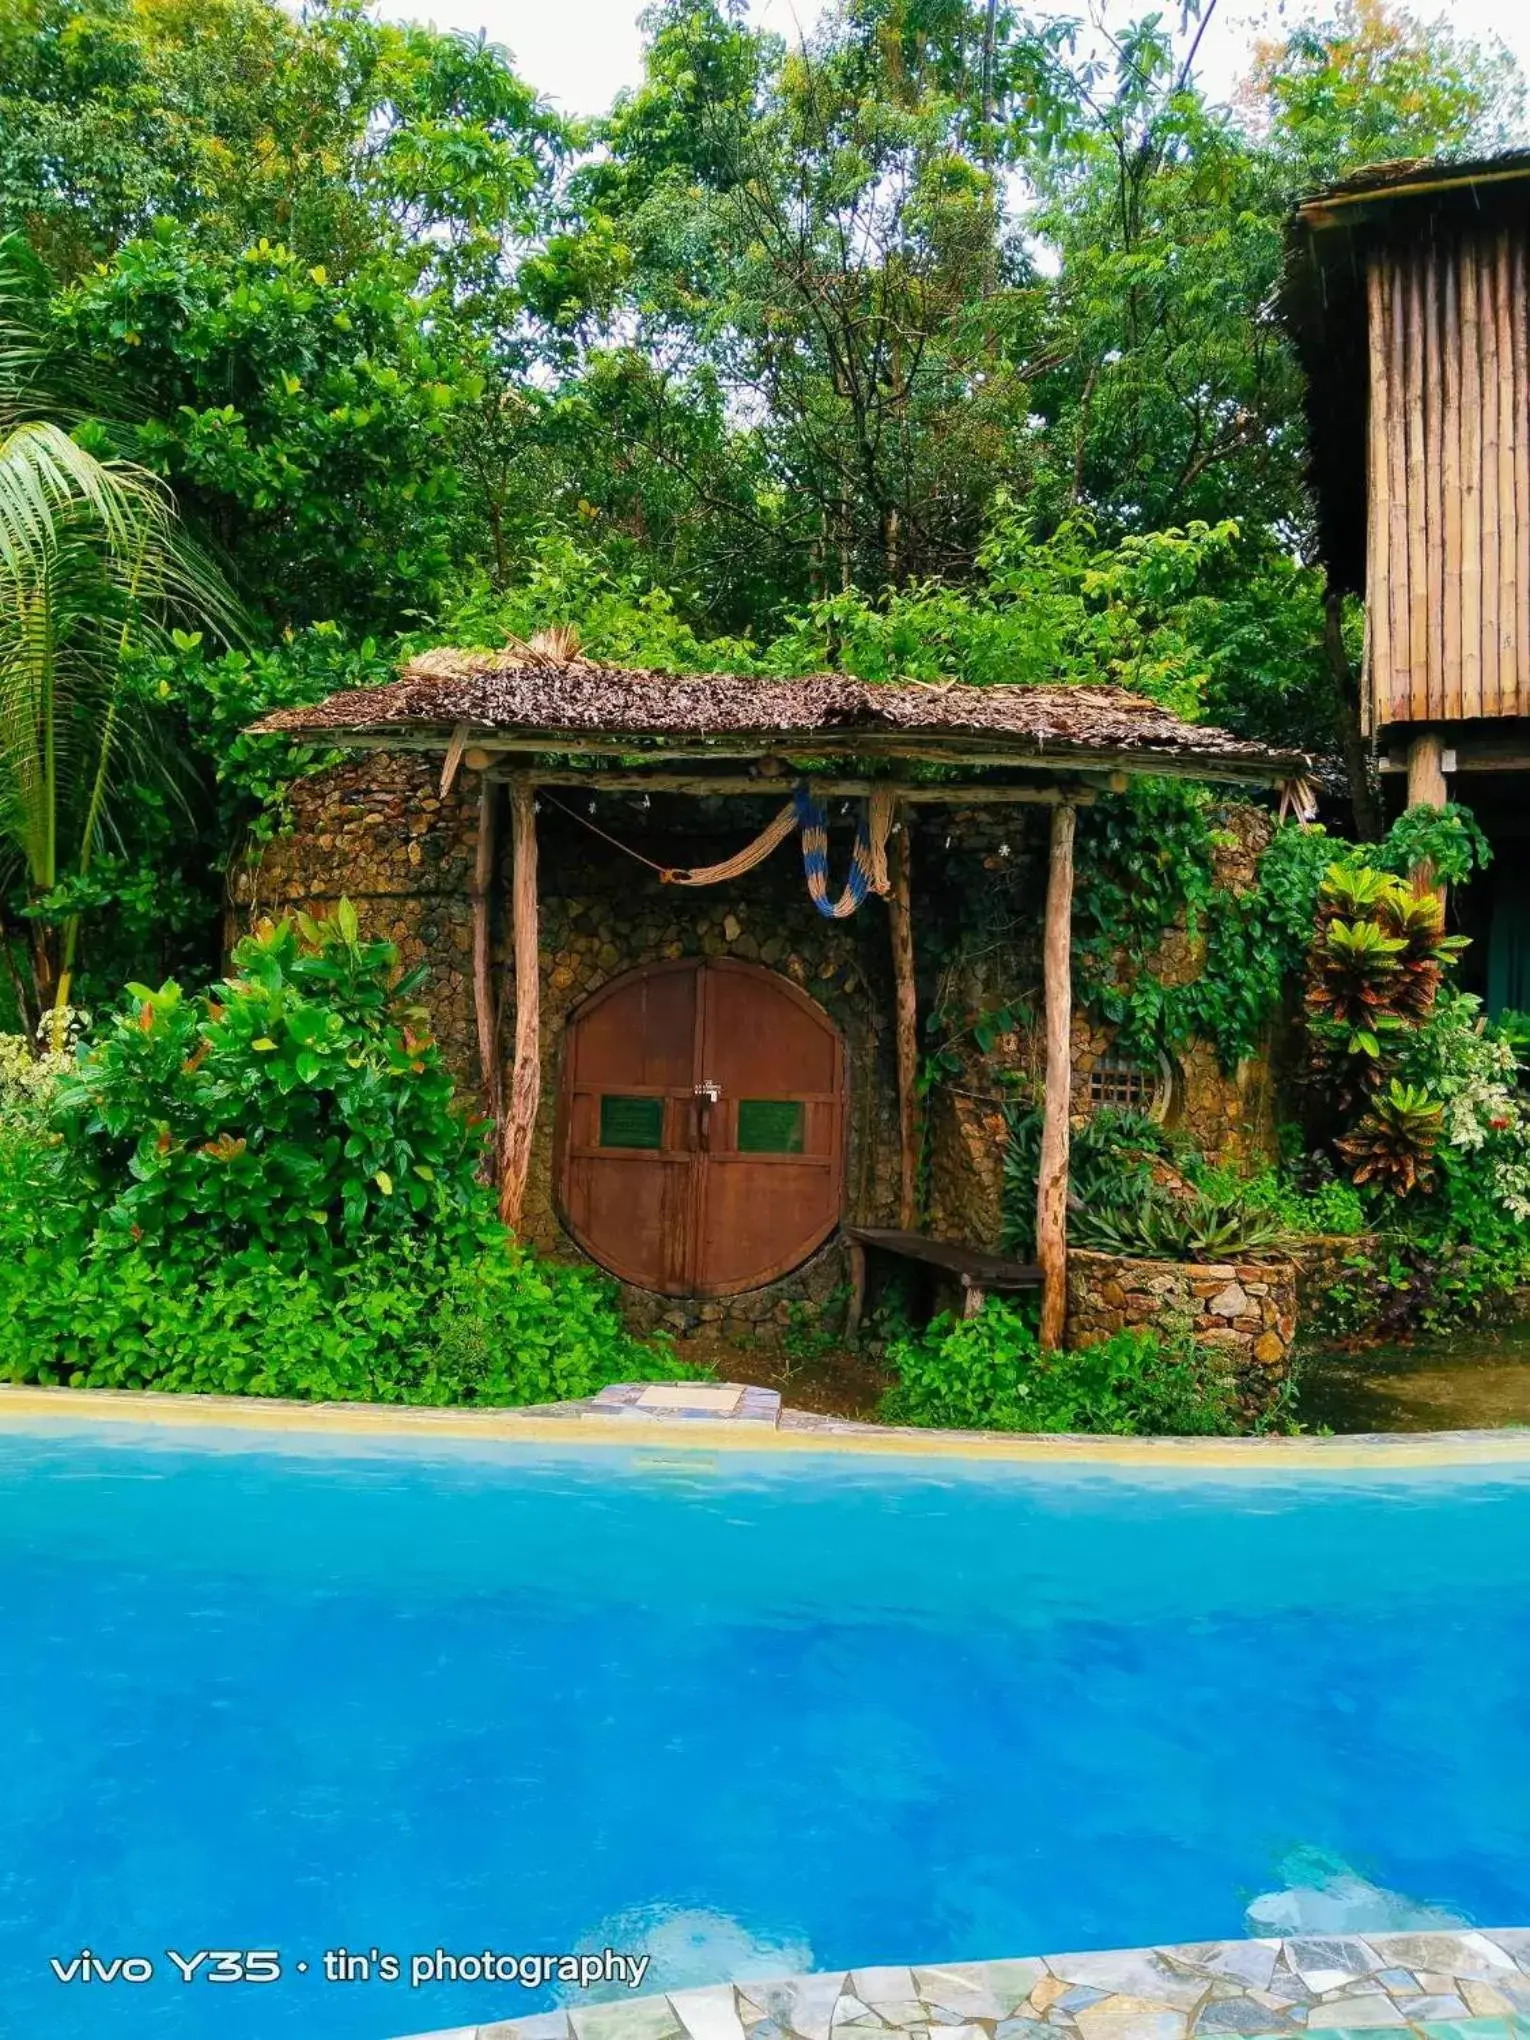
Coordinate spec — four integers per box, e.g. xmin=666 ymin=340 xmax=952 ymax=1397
xmin=471 ymin=777 xmax=502 ymax=1154
xmin=507 ymin=769 xmax=1092 ymax=804
xmin=498 ymin=778 xmax=541 ymax=1231
xmin=1405 ymin=729 xmax=1449 ymax=902
xmin=887 ymin=809 xmax=920 ymax=1231
xmin=329 ymin=730 xmax=1290 ymax=789
xmin=1406 ymin=730 xmax=1448 ymax=808
xmin=1036 ymin=802 xmax=1077 ymax=1352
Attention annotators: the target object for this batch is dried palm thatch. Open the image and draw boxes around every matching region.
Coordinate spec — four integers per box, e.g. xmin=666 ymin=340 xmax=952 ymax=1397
xmin=251 ymin=646 xmax=1311 ymax=785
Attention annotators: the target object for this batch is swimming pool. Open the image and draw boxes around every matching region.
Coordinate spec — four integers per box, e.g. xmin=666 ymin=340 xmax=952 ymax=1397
xmin=2 ymin=1417 xmax=1528 ymax=2040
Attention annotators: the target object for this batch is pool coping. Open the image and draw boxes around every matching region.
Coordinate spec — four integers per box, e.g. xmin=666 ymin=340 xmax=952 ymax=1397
xmin=395 ymin=1932 xmax=1530 ymax=2040
xmin=3 ymin=1381 xmax=1530 ymax=1468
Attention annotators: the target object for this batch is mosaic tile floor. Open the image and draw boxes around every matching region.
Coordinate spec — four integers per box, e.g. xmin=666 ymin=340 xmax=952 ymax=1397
xmin=400 ymin=1932 xmax=1530 ymax=2040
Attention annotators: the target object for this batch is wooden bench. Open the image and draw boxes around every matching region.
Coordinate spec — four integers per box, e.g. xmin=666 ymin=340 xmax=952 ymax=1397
xmin=843 ymin=1226 xmax=1043 ymax=1343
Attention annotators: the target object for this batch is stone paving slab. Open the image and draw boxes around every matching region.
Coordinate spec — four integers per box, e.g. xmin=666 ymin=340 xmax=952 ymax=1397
xmin=396 ymin=1933 xmax=1530 ymax=2040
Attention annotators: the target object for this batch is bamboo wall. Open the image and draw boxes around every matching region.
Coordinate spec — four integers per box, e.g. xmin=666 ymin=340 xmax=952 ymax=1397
xmin=1366 ymin=227 xmax=1530 ymax=729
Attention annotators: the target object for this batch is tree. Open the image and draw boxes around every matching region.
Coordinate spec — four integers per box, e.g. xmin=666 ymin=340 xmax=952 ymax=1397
xmin=0 ymin=245 xmax=242 ymax=1039
xmin=0 ymin=0 xmax=565 ymax=285
xmin=1244 ymin=0 xmax=1525 ymax=189
xmin=540 ymin=0 xmax=1076 ymax=600
xmin=53 ymin=228 xmax=483 ymax=629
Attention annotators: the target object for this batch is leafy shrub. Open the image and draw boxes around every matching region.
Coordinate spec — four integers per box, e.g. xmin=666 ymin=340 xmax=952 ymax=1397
xmin=0 ymin=1223 xmax=684 ymax=1406
xmin=1 ymin=910 xmax=700 ymax=1406
xmin=53 ymin=906 xmax=482 ymax=1266
xmin=1236 ymin=1166 xmax=1367 ymax=1240
xmin=1336 ymin=1078 xmax=1445 ymax=1197
xmin=1305 ymin=862 xmax=1467 ymax=1101
xmin=879 ymin=1299 xmax=1246 ymax=1437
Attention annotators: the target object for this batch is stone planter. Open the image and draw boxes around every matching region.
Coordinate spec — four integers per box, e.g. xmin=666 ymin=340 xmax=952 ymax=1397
xmin=1065 ymin=1247 xmax=1298 ymax=1415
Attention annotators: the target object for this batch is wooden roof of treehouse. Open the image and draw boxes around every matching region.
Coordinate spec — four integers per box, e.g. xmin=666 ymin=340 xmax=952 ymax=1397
xmin=254 ymin=652 xmax=1309 ymax=1348
xmin=1285 ymin=152 xmax=1530 ymax=735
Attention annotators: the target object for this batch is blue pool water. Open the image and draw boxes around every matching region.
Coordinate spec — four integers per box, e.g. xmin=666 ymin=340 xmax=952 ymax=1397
xmin=1 ymin=1424 xmax=1528 ymax=2040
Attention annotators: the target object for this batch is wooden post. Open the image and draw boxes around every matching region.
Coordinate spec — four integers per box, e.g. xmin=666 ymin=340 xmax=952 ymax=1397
xmin=887 ymin=808 xmax=920 ymax=1230
xmin=471 ymin=778 xmax=503 ymax=1158
xmin=845 ymin=1236 xmax=868 ymax=1346
xmin=498 ymin=777 xmax=541 ymax=1231
xmin=1406 ymin=730 xmax=1449 ymax=903
xmin=1407 ymin=730 xmax=1448 ymax=809
xmin=1036 ymin=802 xmax=1076 ymax=1352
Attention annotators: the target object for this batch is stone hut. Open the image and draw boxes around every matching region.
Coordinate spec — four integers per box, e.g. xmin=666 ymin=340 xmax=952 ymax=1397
xmin=244 ymin=646 xmax=1309 ymax=1355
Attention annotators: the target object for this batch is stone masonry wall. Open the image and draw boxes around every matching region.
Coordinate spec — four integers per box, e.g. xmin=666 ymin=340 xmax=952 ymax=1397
xmin=1066 ymin=1247 xmax=1297 ymax=1413
xmin=233 ymin=751 xmax=482 ymax=1089
xmin=923 ymin=802 xmax=1282 ymax=1253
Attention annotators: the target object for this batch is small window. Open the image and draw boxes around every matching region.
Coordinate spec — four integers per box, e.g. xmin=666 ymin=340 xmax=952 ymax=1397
xmin=736 ymin=1098 xmax=805 ymax=1154
xmin=599 ymin=1095 xmax=664 ymax=1149
xmin=1078 ymin=1049 xmax=1173 ymax=1120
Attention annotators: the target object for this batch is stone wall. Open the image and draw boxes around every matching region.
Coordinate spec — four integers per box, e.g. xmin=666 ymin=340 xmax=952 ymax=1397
xmin=1065 ymin=1247 xmax=1297 ymax=1413
xmin=921 ymin=801 xmax=1282 ymax=1254
xmin=233 ymin=751 xmax=482 ymax=1086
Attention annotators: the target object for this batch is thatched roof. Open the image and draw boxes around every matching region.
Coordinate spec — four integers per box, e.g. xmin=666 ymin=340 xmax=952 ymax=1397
xmin=251 ymin=649 xmax=1309 ymax=785
xmin=1285 ymin=152 xmax=1530 ymax=589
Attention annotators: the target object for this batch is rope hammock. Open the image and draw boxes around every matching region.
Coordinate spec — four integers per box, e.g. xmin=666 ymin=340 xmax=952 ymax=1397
xmin=538 ymin=783 xmax=896 ymax=917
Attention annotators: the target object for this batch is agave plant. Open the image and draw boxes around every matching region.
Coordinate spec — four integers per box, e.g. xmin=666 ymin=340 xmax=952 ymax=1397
xmin=0 ymin=236 xmax=243 ymax=1041
xmin=1072 ymin=1183 xmax=1291 ymax=1261
xmin=1336 ymin=1080 xmax=1445 ymax=1197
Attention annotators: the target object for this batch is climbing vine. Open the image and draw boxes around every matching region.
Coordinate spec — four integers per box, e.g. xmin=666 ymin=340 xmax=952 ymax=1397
xmin=1071 ymin=782 xmax=1335 ymax=1071
xmin=1070 ymin=789 xmax=1493 ymax=1075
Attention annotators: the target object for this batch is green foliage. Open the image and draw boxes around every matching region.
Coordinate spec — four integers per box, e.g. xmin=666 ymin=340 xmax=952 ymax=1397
xmin=1236 ymin=1165 xmax=1367 ymax=1242
xmin=0 ymin=0 xmax=563 ymax=281
xmin=1377 ymin=802 xmax=1493 ymax=888
xmin=1070 ymin=1182 xmax=1291 ymax=1260
xmin=0 ymin=245 xmax=246 ymax=1036
xmin=151 ymin=624 xmax=394 ymax=838
xmin=1073 ymin=783 xmax=1336 ymax=1069
xmin=0 ymin=912 xmax=689 ymax=1402
xmin=880 ymin=1300 xmax=1246 ymax=1437
xmin=1001 ymin=1103 xmax=1172 ymax=1258
xmin=0 ymin=1223 xmax=687 ymax=1405
xmin=1251 ymin=0 xmax=1525 ymax=188
xmin=53 ymin=906 xmax=482 ymax=1261
xmin=1349 ymin=990 xmax=1530 ymax=1328
xmin=54 ymin=230 xmax=479 ymax=628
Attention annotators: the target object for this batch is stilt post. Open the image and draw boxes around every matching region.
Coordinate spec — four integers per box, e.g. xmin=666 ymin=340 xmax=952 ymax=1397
xmin=887 ymin=807 xmax=920 ymax=1230
xmin=498 ymin=777 xmax=541 ymax=1230
xmin=1406 ymin=730 xmax=1449 ymax=899
xmin=1036 ymin=801 xmax=1077 ymax=1351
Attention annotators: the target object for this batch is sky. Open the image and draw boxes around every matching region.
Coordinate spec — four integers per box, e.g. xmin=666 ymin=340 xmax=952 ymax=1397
xmin=393 ymin=0 xmax=1530 ymax=122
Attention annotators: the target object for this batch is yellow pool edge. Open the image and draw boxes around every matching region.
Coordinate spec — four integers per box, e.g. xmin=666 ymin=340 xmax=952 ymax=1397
xmin=4 ymin=1381 xmax=1530 ymax=1469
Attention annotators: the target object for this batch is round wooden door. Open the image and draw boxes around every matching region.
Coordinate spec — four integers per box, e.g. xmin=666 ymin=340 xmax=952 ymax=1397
xmin=556 ymin=959 xmax=846 ymax=1296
